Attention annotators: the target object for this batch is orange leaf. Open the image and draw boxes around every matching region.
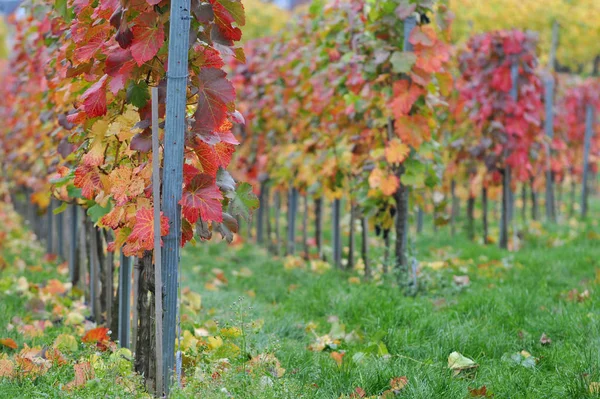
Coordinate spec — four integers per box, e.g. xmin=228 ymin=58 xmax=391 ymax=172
xmin=64 ymin=362 xmax=95 ymax=391
xmin=395 ymin=114 xmax=430 ymax=150
xmin=390 ymin=376 xmax=409 ymax=391
xmin=126 ymin=207 xmax=170 ymax=253
xmin=368 ymin=168 xmax=399 ymax=196
xmin=82 ymin=327 xmax=110 ymax=344
xmin=469 ymin=385 xmax=492 ymax=397
xmin=0 ymin=359 xmax=14 ymax=378
xmin=385 ymin=139 xmax=410 ymax=164
xmin=330 ymin=351 xmax=345 ymax=367
xmin=44 ymin=279 xmax=67 ymax=295
xmin=390 ymin=80 xmax=424 ymax=117
xmin=0 ymin=338 xmax=17 ymax=350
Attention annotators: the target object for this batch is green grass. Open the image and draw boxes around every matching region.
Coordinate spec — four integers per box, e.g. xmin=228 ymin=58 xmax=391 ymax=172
xmin=0 ymin=210 xmax=147 ymax=399
xmin=177 ymin=215 xmax=600 ymax=398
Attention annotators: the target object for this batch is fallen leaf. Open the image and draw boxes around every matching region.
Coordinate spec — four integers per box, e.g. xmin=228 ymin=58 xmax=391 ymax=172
xmin=44 ymin=347 xmax=67 ymax=366
xmin=0 ymin=359 xmax=14 ymax=378
xmin=539 ymin=333 xmax=552 ymax=346
xmin=590 ymin=382 xmax=600 ymax=394
xmin=82 ymin=327 xmax=110 ymax=344
xmin=64 ymin=362 xmax=94 ymax=391
xmin=44 ymin=279 xmax=67 ymax=295
xmin=330 ymin=351 xmax=345 ymax=367
xmin=453 ymin=275 xmax=470 ymax=287
xmin=390 ymin=376 xmax=408 ymax=391
xmin=469 ymin=385 xmax=493 ymax=397
xmin=53 ymin=334 xmax=78 ymax=352
xmin=0 ymin=338 xmax=17 ymax=350
xmin=350 ymin=387 xmax=366 ymax=398
xmin=503 ymin=350 xmax=538 ymax=369
xmin=448 ymin=351 xmax=478 ymax=376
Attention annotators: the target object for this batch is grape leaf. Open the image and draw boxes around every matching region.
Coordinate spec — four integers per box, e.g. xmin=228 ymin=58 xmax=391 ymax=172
xmin=81 ymin=75 xmax=108 ymax=118
xmin=193 ymin=68 xmax=236 ymax=135
xmin=127 ymin=207 xmax=170 ymax=252
xmin=385 ymin=139 xmax=410 ymax=164
xmin=131 ymin=12 xmax=165 ymax=66
xmin=390 ymin=51 xmax=417 ymax=74
xmin=127 ymin=80 xmax=150 ymax=108
xmin=180 ymin=174 xmax=224 ymax=224
xmin=228 ymin=182 xmax=258 ymax=220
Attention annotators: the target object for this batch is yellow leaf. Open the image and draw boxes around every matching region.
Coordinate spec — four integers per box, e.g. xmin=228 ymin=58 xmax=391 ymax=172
xmin=385 ymin=139 xmax=410 ymax=164
xmin=207 ymin=336 xmax=223 ymax=351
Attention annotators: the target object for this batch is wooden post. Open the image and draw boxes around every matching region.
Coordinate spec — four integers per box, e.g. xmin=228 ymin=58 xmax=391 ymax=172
xmin=118 ymin=252 xmax=132 ymax=348
xmin=482 ymin=186 xmax=489 ymax=244
xmin=256 ymin=179 xmax=267 ymax=245
xmin=264 ymin=184 xmax=272 ymax=248
xmin=89 ymin=221 xmax=101 ymax=323
xmin=131 ymin=265 xmax=140 ymax=354
xmin=314 ymin=197 xmax=324 ymax=260
xmin=286 ymin=187 xmax=298 ymax=255
xmin=69 ymin=205 xmax=79 ymax=286
xmin=160 ymin=0 xmax=191 ymax=391
xmin=360 ymin=216 xmax=369 ymax=280
xmin=273 ymin=192 xmax=281 ymax=255
xmin=450 ymin=179 xmax=457 ymax=235
xmin=57 ymin=204 xmax=65 ymax=260
xmin=416 ymin=207 xmax=424 ymax=234
xmin=347 ymin=202 xmax=356 ymax=270
xmin=151 ymin=86 xmax=164 ymax=396
xmin=544 ymin=74 xmax=556 ymax=222
xmin=520 ymin=184 xmax=527 ymax=222
xmin=47 ymin=200 xmax=54 ymax=254
xmin=332 ymin=199 xmax=342 ymax=269
xmin=302 ymin=195 xmax=309 ymax=260
xmin=467 ymin=196 xmax=475 ymax=241
xmin=581 ymin=104 xmax=594 ymax=218
xmin=500 ymin=59 xmax=519 ymax=249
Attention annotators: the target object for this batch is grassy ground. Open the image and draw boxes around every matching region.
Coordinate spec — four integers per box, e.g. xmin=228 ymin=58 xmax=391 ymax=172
xmin=0 ymin=203 xmax=147 ymax=399
xmin=0 ymin=198 xmax=599 ymax=398
xmin=177 ymin=212 xmax=600 ymax=398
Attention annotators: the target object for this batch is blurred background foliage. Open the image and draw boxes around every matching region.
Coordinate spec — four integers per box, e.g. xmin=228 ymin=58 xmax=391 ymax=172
xmin=451 ymin=0 xmax=600 ymax=74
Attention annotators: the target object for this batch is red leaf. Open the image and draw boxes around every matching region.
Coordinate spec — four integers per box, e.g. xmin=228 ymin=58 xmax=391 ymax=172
xmin=390 ymin=80 xmax=424 ymax=117
xmin=193 ymin=68 xmax=235 ymax=135
xmin=194 ymin=140 xmax=220 ymax=177
xmin=126 ymin=207 xmax=170 ymax=252
xmin=212 ymin=1 xmax=242 ymax=41
xmin=82 ymin=327 xmax=110 ymax=344
xmin=0 ymin=338 xmax=17 ymax=350
xmin=491 ymin=65 xmax=512 ymax=92
xmin=180 ymin=174 xmax=223 ymax=224
xmin=409 ymin=27 xmax=435 ymax=47
xmin=131 ymin=12 xmax=165 ymax=66
xmin=214 ymin=142 xmax=235 ymax=168
xmin=73 ymin=26 xmax=108 ymax=63
xmin=81 ymin=75 xmax=108 ymax=118
xmin=74 ymin=165 xmax=103 ymax=199
xmin=395 ymin=114 xmax=430 ymax=150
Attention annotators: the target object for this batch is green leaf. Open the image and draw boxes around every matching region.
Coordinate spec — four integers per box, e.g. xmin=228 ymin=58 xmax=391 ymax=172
xmin=87 ymin=202 xmax=113 ymax=223
xmin=218 ymin=0 xmax=245 ymax=26
xmin=54 ymin=0 xmax=73 ymax=23
xmin=53 ymin=202 xmax=68 ymax=215
xmin=50 ymin=172 xmax=74 ymax=187
xmin=67 ymin=186 xmax=82 ymax=199
xmin=127 ymin=81 xmax=150 ymax=109
xmin=448 ymin=351 xmax=478 ymax=372
xmin=228 ymin=182 xmax=258 ymax=220
xmin=390 ymin=51 xmax=417 ymax=74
